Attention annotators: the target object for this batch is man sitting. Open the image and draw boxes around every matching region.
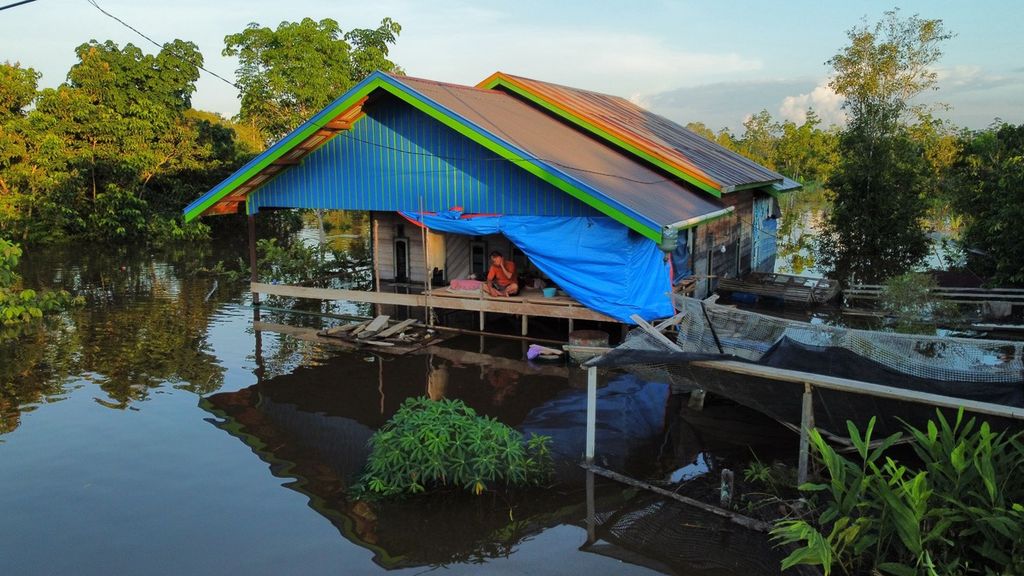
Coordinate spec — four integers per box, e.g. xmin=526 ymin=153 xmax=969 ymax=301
xmin=483 ymin=250 xmax=518 ymax=297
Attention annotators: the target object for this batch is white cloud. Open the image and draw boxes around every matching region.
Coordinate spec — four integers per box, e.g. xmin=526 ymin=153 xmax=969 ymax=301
xmin=779 ymin=81 xmax=846 ymax=126
xmin=396 ymin=26 xmax=763 ymax=98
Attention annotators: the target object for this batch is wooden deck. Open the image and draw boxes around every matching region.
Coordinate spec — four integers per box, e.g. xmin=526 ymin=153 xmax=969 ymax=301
xmin=716 ymin=272 xmax=840 ymax=305
xmin=252 ymin=282 xmax=618 ymax=335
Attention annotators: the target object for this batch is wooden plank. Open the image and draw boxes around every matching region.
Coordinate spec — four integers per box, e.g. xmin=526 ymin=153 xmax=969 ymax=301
xmin=356 ymin=315 xmax=391 ymax=339
xmin=374 ymin=318 xmax=419 ymax=339
xmin=582 ymin=464 xmax=771 ymax=533
xmin=689 ymin=359 xmax=1024 ymax=421
xmin=252 ymin=283 xmax=616 ymax=322
xmin=630 ymin=314 xmax=684 ymax=352
xmin=322 ymin=320 xmax=368 ymax=336
xmin=253 ymin=321 xmax=440 ymax=355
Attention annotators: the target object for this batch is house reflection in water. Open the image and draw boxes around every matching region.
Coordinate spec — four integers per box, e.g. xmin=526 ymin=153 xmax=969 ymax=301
xmin=201 ymin=345 xmax=788 ymax=573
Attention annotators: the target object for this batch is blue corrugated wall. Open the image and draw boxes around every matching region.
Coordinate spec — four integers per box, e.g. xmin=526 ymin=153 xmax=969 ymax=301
xmin=248 ymin=96 xmax=600 ymax=217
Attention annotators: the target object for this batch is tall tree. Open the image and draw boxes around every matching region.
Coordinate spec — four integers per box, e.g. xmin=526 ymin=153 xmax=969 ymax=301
xmin=0 ymin=41 xmax=240 ymax=243
xmin=738 ymin=110 xmax=780 ymax=169
xmin=774 ymin=110 xmax=840 ymax=184
xmin=224 ymin=17 xmax=402 ymax=144
xmin=816 ymin=10 xmax=952 ymax=283
xmin=948 ymin=123 xmax=1024 ymax=284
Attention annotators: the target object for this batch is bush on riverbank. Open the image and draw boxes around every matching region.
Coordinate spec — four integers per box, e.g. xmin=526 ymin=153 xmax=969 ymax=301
xmin=357 ymin=397 xmax=552 ymax=497
xmin=772 ymin=411 xmax=1024 ymax=575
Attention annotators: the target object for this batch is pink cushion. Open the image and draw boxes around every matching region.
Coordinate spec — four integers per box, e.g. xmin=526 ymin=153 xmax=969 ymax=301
xmin=449 ymin=279 xmax=483 ymax=291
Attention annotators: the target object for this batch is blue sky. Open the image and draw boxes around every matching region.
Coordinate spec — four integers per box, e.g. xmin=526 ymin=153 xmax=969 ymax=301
xmin=2 ymin=0 xmax=1022 ymax=132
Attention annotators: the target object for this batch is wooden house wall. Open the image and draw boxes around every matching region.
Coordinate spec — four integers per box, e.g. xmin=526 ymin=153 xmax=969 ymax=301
xmin=373 ymin=212 xmax=517 ymax=283
xmin=691 ymin=190 xmax=758 ymax=298
xmin=248 ymin=94 xmax=600 ymax=218
xmin=374 ymin=212 xmax=427 ymax=283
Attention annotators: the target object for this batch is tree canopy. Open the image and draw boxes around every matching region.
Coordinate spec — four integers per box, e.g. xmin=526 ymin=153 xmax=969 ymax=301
xmin=948 ymin=123 xmax=1024 ymax=284
xmin=224 ymin=17 xmax=402 ymax=144
xmin=816 ymin=11 xmax=952 ymax=283
xmin=0 ymin=42 xmax=253 ymax=243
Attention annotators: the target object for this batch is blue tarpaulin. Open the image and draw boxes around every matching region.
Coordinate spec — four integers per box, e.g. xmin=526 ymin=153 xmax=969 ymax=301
xmin=400 ymin=211 xmax=673 ymax=323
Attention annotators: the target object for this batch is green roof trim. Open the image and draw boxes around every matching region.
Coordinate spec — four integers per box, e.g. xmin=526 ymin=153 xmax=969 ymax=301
xmin=183 ymin=78 xmax=389 ymax=222
xmin=185 ymin=72 xmax=666 ymax=242
xmin=482 ymin=77 xmax=723 ymax=198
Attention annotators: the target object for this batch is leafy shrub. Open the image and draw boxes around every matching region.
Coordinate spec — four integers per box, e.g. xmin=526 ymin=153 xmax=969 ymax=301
xmin=0 ymin=238 xmax=81 ymax=326
xmin=879 ymin=272 xmax=957 ymax=334
xmin=358 ymin=397 xmax=552 ymax=497
xmin=772 ymin=411 xmax=1024 ymax=575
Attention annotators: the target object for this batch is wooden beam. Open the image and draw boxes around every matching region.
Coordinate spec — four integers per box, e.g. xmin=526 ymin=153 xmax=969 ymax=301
xmin=324 ymin=120 xmax=351 ymax=130
xmin=583 ymin=464 xmax=771 ymax=532
xmin=690 ymin=359 xmax=1024 ymax=421
xmin=630 ymin=314 xmax=684 ymax=352
xmin=251 ymin=282 xmax=617 ymax=322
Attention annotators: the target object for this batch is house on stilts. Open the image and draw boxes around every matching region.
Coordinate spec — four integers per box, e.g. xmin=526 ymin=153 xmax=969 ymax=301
xmin=184 ymin=71 xmax=797 ymax=333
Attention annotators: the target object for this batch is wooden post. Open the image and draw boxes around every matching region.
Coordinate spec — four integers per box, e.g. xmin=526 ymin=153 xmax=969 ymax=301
xmin=248 ymin=213 xmax=259 ymax=305
xmin=798 ymin=382 xmax=815 ymax=485
xmin=420 ymin=199 xmax=432 ymax=326
xmin=586 ymin=365 xmax=597 ymax=463
xmin=585 ymin=469 xmax=596 ymax=544
xmin=521 ymin=314 xmax=528 ymax=336
xmin=372 ymin=212 xmax=381 ymax=317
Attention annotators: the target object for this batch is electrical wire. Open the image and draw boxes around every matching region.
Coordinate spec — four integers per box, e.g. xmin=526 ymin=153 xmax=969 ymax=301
xmin=0 ymin=0 xmax=40 ymax=12
xmin=84 ymin=0 xmax=239 ymax=89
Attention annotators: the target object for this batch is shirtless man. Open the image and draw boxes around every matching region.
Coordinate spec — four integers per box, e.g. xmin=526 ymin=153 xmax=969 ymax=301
xmin=483 ymin=251 xmax=518 ymax=297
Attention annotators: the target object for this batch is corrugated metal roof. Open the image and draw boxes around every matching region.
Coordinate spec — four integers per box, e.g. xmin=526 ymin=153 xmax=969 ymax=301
xmin=480 ymin=73 xmax=785 ymax=193
xmin=393 ymin=75 xmax=726 ymax=229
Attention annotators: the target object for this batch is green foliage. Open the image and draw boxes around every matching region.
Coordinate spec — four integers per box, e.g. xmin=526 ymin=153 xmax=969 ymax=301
xmin=0 ymin=62 xmax=39 ymax=117
xmin=0 ymin=238 xmax=80 ymax=326
xmin=772 ymin=411 xmax=1024 ymax=575
xmin=879 ymin=272 xmax=957 ymax=334
xmin=816 ymin=11 xmax=951 ymax=283
xmin=687 ymin=109 xmax=839 ymax=185
xmin=224 ymin=17 xmax=402 ymax=144
xmin=357 ymin=397 xmax=552 ymax=498
xmin=948 ymin=123 xmax=1024 ymax=284
xmin=0 ymin=42 xmax=255 ymax=244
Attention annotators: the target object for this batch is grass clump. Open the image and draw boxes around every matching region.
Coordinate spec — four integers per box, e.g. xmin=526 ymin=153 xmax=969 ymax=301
xmin=357 ymin=397 xmax=552 ymax=498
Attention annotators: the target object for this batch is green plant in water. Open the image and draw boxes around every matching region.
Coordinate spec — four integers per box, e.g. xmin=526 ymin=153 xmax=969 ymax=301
xmin=879 ymin=272 xmax=957 ymax=334
xmin=772 ymin=410 xmax=1024 ymax=576
xmin=0 ymin=238 xmax=81 ymax=326
xmin=357 ymin=397 xmax=552 ymax=498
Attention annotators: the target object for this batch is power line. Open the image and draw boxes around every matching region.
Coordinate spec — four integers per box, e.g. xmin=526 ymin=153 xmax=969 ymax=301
xmin=84 ymin=0 xmax=239 ymax=89
xmin=0 ymin=0 xmax=39 ymax=12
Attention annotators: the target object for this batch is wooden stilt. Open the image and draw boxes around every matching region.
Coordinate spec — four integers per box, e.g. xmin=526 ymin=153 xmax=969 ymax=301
xmin=585 ymin=469 xmax=596 ymax=544
xmin=372 ymin=212 xmax=381 ymax=317
xmin=521 ymin=314 xmax=528 ymax=336
xmin=420 ymin=198 xmax=432 ymax=326
xmin=586 ymin=365 xmax=597 ymax=463
xmin=798 ymin=382 xmax=815 ymax=485
xmin=248 ymin=213 xmax=259 ymax=305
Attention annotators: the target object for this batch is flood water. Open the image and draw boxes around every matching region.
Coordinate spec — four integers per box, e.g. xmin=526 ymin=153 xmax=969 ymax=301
xmin=1 ymin=240 xmax=793 ymax=575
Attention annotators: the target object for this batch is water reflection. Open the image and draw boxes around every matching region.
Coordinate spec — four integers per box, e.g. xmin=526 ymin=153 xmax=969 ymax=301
xmin=1 ymin=243 xmax=244 ymax=433
xmin=2 ymin=239 xmax=793 ymax=574
xmin=201 ymin=347 xmax=790 ymax=574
